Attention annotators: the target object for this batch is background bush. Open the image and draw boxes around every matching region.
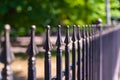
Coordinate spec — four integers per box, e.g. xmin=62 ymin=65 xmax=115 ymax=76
xmin=0 ymin=0 xmax=120 ymax=36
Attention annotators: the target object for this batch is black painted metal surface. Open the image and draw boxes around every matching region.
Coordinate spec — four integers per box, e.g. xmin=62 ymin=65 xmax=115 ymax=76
xmin=0 ymin=23 xmax=119 ymax=80
xmin=0 ymin=24 xmax=15 ymax=80
xmin=77 ymin=25 xmax=82 ymax=80
xmin=26 ymin=25 xmax=38 ymax=80
xmin=43 ymin=25 xmax=52 ymax=80
xmin=72 ymin=25 xmax=77 ymax=80
xmin=64 ymin=26 xmax=71 ymax=80
xmin=56 ymin=25 xmax=63 ymax=80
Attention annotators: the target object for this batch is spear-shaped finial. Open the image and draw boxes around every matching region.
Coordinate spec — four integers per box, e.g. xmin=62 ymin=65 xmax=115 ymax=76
xmin=72 ymin=25 xmax=77 ymax=42
xmin=81 ymin=25 xmax=86 ymax=39
xmin=0 ymin=24 xmax=15 ymax=80
xmin=96 ymin=18 xmax=102 ymax=25
xmin=26 ymin=25 xmax=38 ymax=56
xmin=0 ymin=24 xmax=14 ymax=63
xmin=64 ymin=25 xmax=71 ymax=44
xmin=77 ymin=25 xmax=81 ymax=40
xmin=85 ymin=25 xmax=89 ymax=38
xmin=43 ymin=25 xmax=52 ymax=51
xmin=88 ymin=25 xmax=92 ymax=36
xmin=56 ymin=25 xmax=63 ymax=47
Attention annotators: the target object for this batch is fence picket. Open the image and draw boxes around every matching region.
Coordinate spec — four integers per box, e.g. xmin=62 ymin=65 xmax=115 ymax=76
xmin=0 ymin=24 xmax=15 ymax=80
xmin=56 ymin=25 xmax=63 ymax=80
xmin=82 ymin=25 xmax=87 ymax=80
xmin=77 ymin=25 xmax=82 ymax=80
xmin=26 ymin=25 xmax=38 ymax=80
xmin=85 ymin=25 xmax=90 ymax=80
xmin=88 ymin=25 xmax=93 ymax=80
xmin=64 ymin=26 xmax=71 ymax=80
xmin=72 ymin=25 xmax=77 ymax=80
xmin=43 ymin=25 xmax=52 ymax=80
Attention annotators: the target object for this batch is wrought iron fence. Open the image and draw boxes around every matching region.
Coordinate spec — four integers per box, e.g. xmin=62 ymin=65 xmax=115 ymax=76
xmin=0 ymin=22 xmax=120 ymax=80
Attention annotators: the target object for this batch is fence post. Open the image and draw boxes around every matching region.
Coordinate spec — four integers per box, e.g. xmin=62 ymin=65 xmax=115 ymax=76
xmin=0 ymin=24 xmax=15 ymax=80
xmin=43 ymin=25 xmax=52 ymax=80
xmin=56 ymin=25 xmax=63 ymax=80
xmin=77 ymin=25 xmax=82 ymax=80
xmin=72 ymin=25 xmax=77 ymax=80
xmin=97 ymin=19 xmax=103 ymax=80
xmin=26 ymin=25 xmax=38 ymax=80
xmin=64 ymin=25 xmax=71 ymax=80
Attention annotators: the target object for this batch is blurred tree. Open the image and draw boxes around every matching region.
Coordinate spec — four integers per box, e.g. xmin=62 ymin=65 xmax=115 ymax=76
xmin=0 ymin=0 xmax=119 ymax=36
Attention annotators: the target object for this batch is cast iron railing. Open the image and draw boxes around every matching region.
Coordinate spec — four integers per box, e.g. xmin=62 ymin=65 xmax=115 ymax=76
xmin=0 ymin=21 xmax=120 ymax=80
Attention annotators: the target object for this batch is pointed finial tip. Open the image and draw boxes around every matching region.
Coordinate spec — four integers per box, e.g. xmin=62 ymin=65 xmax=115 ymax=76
xmin=73 ymin=25 xmax=76 ymax=27
xmin=77 ymin=25 xmax=80 ymax=27
xmin=31 ymin=25 xmax=36 ymax=30
xmin=82 ymin=25 xmax=85 ymax=28
xmin=58 ymin=25 xmax=61 ymax=28
xmin=46 ymin=25 xmax=50 ymax=29
xmin=66 ymin=25 xmax=69 ymax=29
xmin=97 ymin=18 xmax=102 ymax=24
xmin=4 ymin=24 xmax=10 ymax=30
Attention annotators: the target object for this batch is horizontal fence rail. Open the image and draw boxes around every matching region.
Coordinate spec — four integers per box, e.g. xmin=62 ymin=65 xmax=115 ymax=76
xmin=0 ymin=22 xmax=120 ymax=80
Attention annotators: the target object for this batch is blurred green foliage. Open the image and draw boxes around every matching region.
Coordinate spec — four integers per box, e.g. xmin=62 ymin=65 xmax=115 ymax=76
xmin=0 ymin=0 xmax=119 ymax=36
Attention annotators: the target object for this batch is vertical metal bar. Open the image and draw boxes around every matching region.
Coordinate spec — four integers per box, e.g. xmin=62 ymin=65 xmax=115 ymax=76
xmin=81 ymin=25 xmax=84 ymax=80
xmin=56 ymin=25 xmax=63 ymax=80
xmin=88 ymin=25 xmax=92 ymax=80
xmin=64 ymin=25 xmax=71 ymax=80
xmin=82 ymin=26 xmax=84 ymax=80
xmin=72 ymin=25 xmax=77 ymax=80
xmin=92 ymin=25 xmax=96 ymax=80
xmin=85 ymin=25 xmax=89 ymax=80
xmin=77 ymin=25 xmax=82 ymax=80
xmin=98 ymin=21 xmax=103 ymax=80
xmin=96 ymin=19 xmax=103 ymax=80
xmin=0 ymin=24 xmax=15 ymax=80
xmin=82 ymin=25 xmax=86 ymax=80
xmin=84 ymin=26 xmax=87 ymax=80
xmin=91 ymin=25 xmax=94 ymax=80
xmin=88 ymin=25 xmax=91 ymax=80
xmin=43 ymin=25 xmax=52 ymax=80
xmin=26 ymin=25 xmax=38 ymax=80
xmin=92 ymin=25 xmax=98 ymax=80
xmin=85 ymin=25 xmax=88 ymax=80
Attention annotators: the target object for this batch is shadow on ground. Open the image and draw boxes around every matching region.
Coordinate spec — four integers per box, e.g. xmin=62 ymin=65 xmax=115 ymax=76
xmin=13 ymin=71 xmax=44 ymax=80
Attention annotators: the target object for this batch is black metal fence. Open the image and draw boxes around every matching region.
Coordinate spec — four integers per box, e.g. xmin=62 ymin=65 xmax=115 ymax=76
xmin=0 ymin=23 xmax=120 ymax=80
